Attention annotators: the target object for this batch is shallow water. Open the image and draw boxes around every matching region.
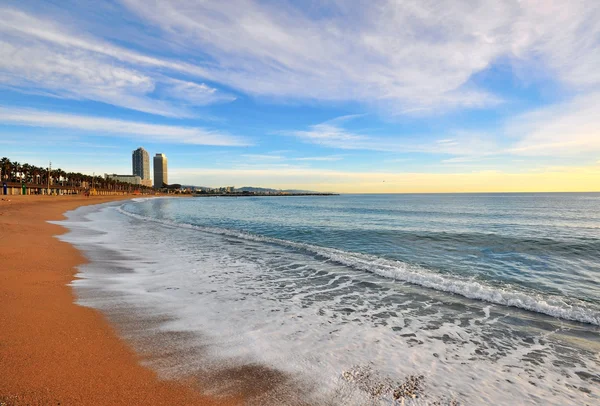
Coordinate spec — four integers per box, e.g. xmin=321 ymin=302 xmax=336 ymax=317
xmin=57 ymin=194 xmax=600 ymax=405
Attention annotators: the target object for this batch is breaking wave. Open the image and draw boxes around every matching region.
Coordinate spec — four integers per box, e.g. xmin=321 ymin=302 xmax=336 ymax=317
xmin=117 ymin=205 xmax=600 ymax=326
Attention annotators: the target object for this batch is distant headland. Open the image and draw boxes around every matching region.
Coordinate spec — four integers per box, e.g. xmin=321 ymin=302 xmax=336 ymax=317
xmin=193 ymin=186 xmax=337 ymax=197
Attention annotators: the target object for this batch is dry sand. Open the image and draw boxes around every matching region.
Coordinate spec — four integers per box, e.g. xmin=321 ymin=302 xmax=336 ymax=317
xmin=0 ymin=195 xmax=240 ymax=405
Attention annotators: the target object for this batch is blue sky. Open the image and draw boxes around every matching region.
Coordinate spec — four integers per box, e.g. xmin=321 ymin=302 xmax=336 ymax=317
xmin=1 ymin=0 xmax=599 ymax=192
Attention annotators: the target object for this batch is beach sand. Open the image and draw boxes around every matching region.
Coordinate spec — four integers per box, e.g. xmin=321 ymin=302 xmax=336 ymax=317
xmin=0 ymin=195 xmax=239 ymax=405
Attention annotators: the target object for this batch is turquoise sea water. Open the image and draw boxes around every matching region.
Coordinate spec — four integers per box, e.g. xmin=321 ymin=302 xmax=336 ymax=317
xmin=125 ymin=193 xmax=600 ymax=322
xmin=59 ymin=194 xmax=600 ymax=404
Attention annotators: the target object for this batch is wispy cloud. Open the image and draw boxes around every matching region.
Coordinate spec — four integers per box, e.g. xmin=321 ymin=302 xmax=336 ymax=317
xmin=506 ymin=92 xmax=600 ymax=156
xmin=0 ymin=107 xmax=249 ymax=146
xmin=442 ymin=157 xmax=480 ymax=164
xmin=293 ymin=156 xmax=343 ymax=162
xmin=157 ymin=78 xmax=237 ymax=106
xmin=284 ymin=116 xmax=500 ymax=156
xmin=119 ymin=0 xmax=599 ymax=113
xmin=286 ymin=123 xmax=367 ymax=147
xmin=2 ymin=1 xmax=599 ymax=116
xmin=240 ymin=153 xmax=343 ymax=163
xmin=241 ymin=154 xmax=283 ymax=161
xmin=0 ymin=8 xmax=234 ymax=117
xmin=287 ymin=100 xmax=600 ymax=160
xmin=383 ymin=158 xmax=413 ymax=163
xmin=118 ymin=0 xmax=503 ymax=112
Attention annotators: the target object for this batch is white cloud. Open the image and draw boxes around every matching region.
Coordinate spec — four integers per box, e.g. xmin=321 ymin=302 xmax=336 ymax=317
xmin=118 ymin=0 xmax=506 ymax=111
xmin=287 ymin=94 xmax=600 ymax=159
xmin=2 ymin=1 xmax=599 ymax=116
xmin=158 ymin=78 xmax=236 ymax=106
xmin=513 ymin=1 xmax=600 ymax=89
xmin=442 ymin=157 xmax=481 ymax=164
xmin=238 ymin=153 xmax=343 ymax=163
xmin=383 ymin=158 xmax=413 ymax=163
xmin=0 ymin=107 xmax=249 ymax=146
xmin=293 ymin=156 xmax=343 ymax=162
xmin=288 ymin=123 xmax=367 ymax=147
xmin=507 ymin=92 xmax=600 ymax=156
xmin=0 ymin=39 xmax=184 ymax=117
xmin=241 ymin=154 xmax=283 ymax=161
xmin=119 ymin=0 xmax=599 ymax=112
xmin=284 ymin=116 xmax=500 ymax=156
xmin=0 ymin=8 xmax=233 ymax=116
xmin=0 ymin=8 xmax=208 ymax=76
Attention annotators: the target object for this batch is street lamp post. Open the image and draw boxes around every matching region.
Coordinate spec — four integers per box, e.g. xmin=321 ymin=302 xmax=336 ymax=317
xmin=47 ymin=161 xmax=51 ymax=195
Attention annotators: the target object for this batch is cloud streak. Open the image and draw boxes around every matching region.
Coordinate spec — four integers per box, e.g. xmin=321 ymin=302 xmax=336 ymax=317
xmin=0 ymin=107 xmax=249 ymax=146
xmin=240 ymin=153 xmax=344 ymax=163
xmin=507 ymin=92 xmax=600 ymax=156
xmin=0 ymin=8 xmax=234 ymax=117
xmin=2 ymin=1 xmax=599 ymax=117
xmin=293 ymin=156 xmax=343 ymax=162
xmin=119 ymin=0 xmax=599 ymax=113
xmin=286 ymin=97 xmax=600 ymax=160
xmin=284 ymin=117 xmax=501 ymax=156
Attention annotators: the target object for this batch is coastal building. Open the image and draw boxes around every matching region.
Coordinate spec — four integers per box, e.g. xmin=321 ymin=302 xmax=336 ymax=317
xmin=153 ymin=153 xmax=168 ymax=188
xmin=132 ymin=147 xmax=152 ymax=187
xmin=105 ymin=174 xmax=142 ymax=185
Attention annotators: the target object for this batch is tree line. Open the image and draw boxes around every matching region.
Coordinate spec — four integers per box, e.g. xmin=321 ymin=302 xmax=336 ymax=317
xmin=0 ymin=157 xmax=152 ymax=191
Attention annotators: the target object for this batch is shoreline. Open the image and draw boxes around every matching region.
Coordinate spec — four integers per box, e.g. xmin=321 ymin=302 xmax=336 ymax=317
xmin=0 ymin=195 xmax=238 ymax=405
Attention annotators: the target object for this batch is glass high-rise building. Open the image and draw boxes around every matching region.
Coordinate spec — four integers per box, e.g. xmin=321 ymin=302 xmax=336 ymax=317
xmin=153 ymin=153 xmax=168 ymax=188
xmin=132 ymin=147 xmax=151 ymax=186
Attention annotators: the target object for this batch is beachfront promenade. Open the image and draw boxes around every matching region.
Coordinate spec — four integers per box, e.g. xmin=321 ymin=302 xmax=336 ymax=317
xmin=1 ymin=157 xmax=155 ymax=197
xmin=1 ymin=181 xmax=148 ymax=196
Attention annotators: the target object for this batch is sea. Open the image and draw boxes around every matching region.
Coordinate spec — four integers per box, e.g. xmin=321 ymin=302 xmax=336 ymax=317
xmin=56 ymin=194 xmax=600 ymax=405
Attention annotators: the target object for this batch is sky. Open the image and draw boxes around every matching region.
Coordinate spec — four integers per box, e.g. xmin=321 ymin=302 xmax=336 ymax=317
xmin=1 ymin=0 xmax=599 ymax=193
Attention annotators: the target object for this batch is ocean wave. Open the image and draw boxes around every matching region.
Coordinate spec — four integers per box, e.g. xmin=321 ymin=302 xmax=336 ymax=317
xmin=116 ymin=205 xmax=600 ymax=326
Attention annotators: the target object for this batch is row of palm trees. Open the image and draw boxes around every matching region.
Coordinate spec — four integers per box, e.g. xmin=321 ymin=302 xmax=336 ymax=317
xmin=1 ymin=157 xmax=153 ymax=192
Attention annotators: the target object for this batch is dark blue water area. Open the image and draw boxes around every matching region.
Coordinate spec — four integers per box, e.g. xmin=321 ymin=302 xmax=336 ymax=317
xmin=123 ymin=193 xmax=600 ymax=306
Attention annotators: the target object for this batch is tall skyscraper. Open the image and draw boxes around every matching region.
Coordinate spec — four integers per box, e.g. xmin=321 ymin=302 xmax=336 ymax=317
xmin=153 ymin=153 xmax=168 ymax=188
xmin=132 ymin=147 xmax=151 ymax=186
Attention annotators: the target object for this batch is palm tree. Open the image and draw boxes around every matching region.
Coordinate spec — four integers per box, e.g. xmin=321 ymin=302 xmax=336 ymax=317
xmin=0 ymin=158 xmax=10 ymax=182
xmin=21 ymin=163 xmax=32 ymax=183
xmin=0 ymin=156 xmax=149 ymax=194
xmin=9 ymin=161 xmax=19 ymax=182
xmin=59 ymin=169 xmax=67 ymax=186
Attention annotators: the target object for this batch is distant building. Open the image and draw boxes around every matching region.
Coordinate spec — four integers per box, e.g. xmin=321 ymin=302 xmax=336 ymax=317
xmin=105 ymin=174 xmax=142 ymax=185
xmin=132 ymin=147 xmax=152 ymax=187
xmin=226 ymin=186 xmax=235 ymax=193
xmin=153 ymin=153 xmax=168 ymax=188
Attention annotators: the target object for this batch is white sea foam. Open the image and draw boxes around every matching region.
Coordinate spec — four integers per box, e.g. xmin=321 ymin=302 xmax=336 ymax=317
xmin=116 ymin=206 xmax=600 ymax=326
xmin=55 ymin=202 xmax=600 ymax=405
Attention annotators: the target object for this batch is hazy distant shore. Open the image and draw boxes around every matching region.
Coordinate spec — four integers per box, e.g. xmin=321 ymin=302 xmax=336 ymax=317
xmin=194 ymin=192 xmax=338 ymax=197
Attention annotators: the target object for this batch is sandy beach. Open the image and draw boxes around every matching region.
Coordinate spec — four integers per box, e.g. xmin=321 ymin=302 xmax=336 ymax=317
xmin=0 ymin=195 xmax=238 ymax=406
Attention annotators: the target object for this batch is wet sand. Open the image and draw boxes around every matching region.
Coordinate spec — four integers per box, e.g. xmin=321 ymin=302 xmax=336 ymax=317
xmin=0 ymin=195 xmax=239 ymax=405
